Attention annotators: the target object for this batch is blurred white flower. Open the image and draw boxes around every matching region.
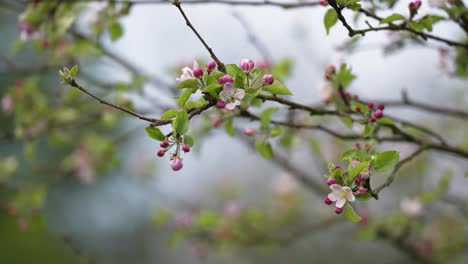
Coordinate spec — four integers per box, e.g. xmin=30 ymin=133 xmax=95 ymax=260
xmin=318 ymin=83 xmax=333 ymax=102
xmin=400 ymin=197 xmax=423 ymax=217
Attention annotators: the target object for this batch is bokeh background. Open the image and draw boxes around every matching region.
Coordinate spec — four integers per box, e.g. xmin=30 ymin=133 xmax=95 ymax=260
xmin=1 ymin=0 xmax=467 ymax=263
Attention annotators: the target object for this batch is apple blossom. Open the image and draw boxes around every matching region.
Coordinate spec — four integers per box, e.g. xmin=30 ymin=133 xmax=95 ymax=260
xmin=218 ymin=74 xmax=233 ymax=85
xmin=206 ymin=60 xmax=216 ymax=72
xmin=328 ymin=184 xmax=355 ymax=208
xmin=170 ymin=158 xmax=183 ymax=171
xmin=263 ymin=74 xmax=274 ymax=85
xmin=239 ymin=59 xmax=254 ymax=73
xmin=219 ymin=82 xmax=245 ymax=111
xmin=243 ymin=128 xmax=255 ymax=136
xmin=176 ymin=66 xmax=195 ymax=83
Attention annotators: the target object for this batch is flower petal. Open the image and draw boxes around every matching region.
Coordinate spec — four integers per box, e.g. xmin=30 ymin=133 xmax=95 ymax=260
xmin=219 ymin=91 xmax=230 ymax=102
xmin=225 ymin=101 xmax=238 ymax=111
xmin=223 ymin=82 xmax=235 ymax=95
xmin=330 ymin=184 xmax=342 ymax=193
xmin=234 ymin=89 xmax=245 ymax=100
xmin=181 ymin=67 xmax=194 ymax=78
xmin=328 ymin=192 xmax=339 ymax=202
xmin=336 ymin=198 xmax=346 ymax=208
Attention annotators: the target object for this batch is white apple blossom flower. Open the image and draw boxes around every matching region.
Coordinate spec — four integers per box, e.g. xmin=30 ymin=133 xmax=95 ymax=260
xmin=400 ymin=197 xmax=423 ymax=217
xmin=318 ymin=83 xmax=333 ymax=101
xmin=328 ymin=184 xmax=355 ymax=208
xmin=219 ymin=82 xmax=245 ymax=111
xmin=176 ymin=61 xmax=199 ymax=83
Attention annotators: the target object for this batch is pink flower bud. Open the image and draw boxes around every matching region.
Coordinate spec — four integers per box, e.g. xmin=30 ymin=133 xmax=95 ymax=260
xmin=355 ymin=143 xmax=361 ymax=149
xmin=367 ymin=102 xmax=374 ymax=110
xmin=216 ymin=100 xmax=226 ymax=109
xmin=160 ymin=140 xmax=169 ymax=148
xmin=170 ymin=158 xmax=183 ymax=171
xmin=351 ymin=160 xmax=360 ymax=168
xmin=355 ymin=175 xmax=362 ymax=185
xmin=182 ymin=144 xmax=190 ymax=153
xmin=243 ymin=128 xmax=255 ymax=136
xmin=206 ymin=61 xmax=216 ymax=72
xmin=333 ymin=165 xmax=341 ymax=171
xmin=358 ymin=187 xmax=367 ymax=195
xmin=373 ymin=110 xmax=383 ymax=119
xmin=409 ymin=2 xmax=416 ymax=9
xmin=262 ymin=74 xmax=274 ymax=85
xmin=327 ymin=177 xmax=337 ymax=186
xmin=157 ymin=149 xmax=165 ymax=157
xmin=324 ymin=197 xmax=333 ymax=205
xmin=355 ymin=106 xmax=361 ymax=113
xmin=415 ymin=0 xmax=422 ymax=8
xmin=370 ymin=117 xmax=376 ymax=123
xmin=218 ymin=75 xmax=233 ymax=85
xmin=193 ymin=67 xmax=203 ymax=78
xmin=325 ymin=74 xmax=331 ymax=80
xmin=239 ymin=59 xmax=255 ymax=73
xmin=377 ymin=104 xmax=385 ymax=111
xmin=320 ymin=0 xmax=328 ymax=6
xmin=335 ymin=207 xmax=344 ymax=214
xmin=326 ymin=65 xmax=335 ymax=73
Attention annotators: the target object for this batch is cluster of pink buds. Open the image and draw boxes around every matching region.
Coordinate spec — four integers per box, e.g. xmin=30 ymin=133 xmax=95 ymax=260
xmin=409 ymin=0 xmax=422 ymax=10
xmin=156 ymin=137 xmax=191 ymax=171
xmin=355 ymin=102 xmax=385 ymax=123
xmin=323 ymin=161 xmax=372 ymax=214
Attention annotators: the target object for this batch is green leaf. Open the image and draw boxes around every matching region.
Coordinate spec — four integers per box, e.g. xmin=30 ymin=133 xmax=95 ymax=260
xmin=108 ymin=21 xmax=124 ymax=41
xmin=260 ymin=107 xmax=278 ymax=129
xmin=185 ymin=100 xmax=206 ymax=110
xmin=348 ymin=161 xmax=369 ymax=183
xmin=343 ymin=204 xmax=362 ymax=222
xmin=262 ymin=80 xmax=292 ymax=95
xmin=172 ymin=110 xmax=190 ymax=136
xmin=341 ymin=149 xmax=362 ymax=161
xmin=324 ymin=8 xmax=338 ymax=35
xmin=145 ymin=127 xmax=165 ymax=141
xmin=69 ymin=65 xmax=79 ymax=76
xmin=160 ymin=109 xmax=179 ymax=119
xmin=177 ymin=88 xmax=193 ymax=107
xmin=335 ymin=64 xmax=356 ymax=88
xmin=184 ymin=135 xmax=195 ymax=147
xmin=380 ymin=13 xmax=405 ymax=24
xmin=376 ymin=117 xmax=394 ymax=125
xmin=372 ymin=150 xmax=400 ymax=173
xmin=271 ymin=58 xmax=293 ymax=81
xmin=255 ymin=141 xmax=273 ymax=160
xmin=363 ymin=124 xmax=375 ymax=137
xmin=270 ymin=125 xmax=282 ymax=138
xmin=340 ymin=116 xmax=353 ymax=128
xmin=224 ymin=118 xmax=234 ymax=136
xmin=176 ymin=79 xmax=199 ymax=89
xmin=226 ymin=64 xmax=246 ymax=79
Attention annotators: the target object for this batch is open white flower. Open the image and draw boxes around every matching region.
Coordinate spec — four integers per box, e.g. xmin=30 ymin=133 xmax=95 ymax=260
xmin=328 ymin=184 xmax=355 ymax=208
xmin=219 ymin=82 xmax=245 ymax=110
xmin=176 ymin=67 xmax=195 ymax=83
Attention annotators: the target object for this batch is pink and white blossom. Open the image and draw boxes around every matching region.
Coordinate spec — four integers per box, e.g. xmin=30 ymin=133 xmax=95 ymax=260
xmin=327 ymin=184 xmax=355 ymax=208
xmin=219 ymin=82 xmax=245 ymax=111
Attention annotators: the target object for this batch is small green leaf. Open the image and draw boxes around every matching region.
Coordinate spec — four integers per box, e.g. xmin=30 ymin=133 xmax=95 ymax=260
xmin=372 ymin=150 xmax=400 ymax=173
xmin=262 ymin=80 xmax=292 ymax=95
xmin=341 ymin=149 xmax=362 ymax=161
xmin=177 ymin=88 xmax=193 ymax=107
xmin=184 ymin=135 xmax=195 ymax=147
xmin=324 ymin=8 xmax=338 ymax=35
xmin=376 ymin=117 xmax=394 ymax=125
xmin=69 ymin=65 xmax=79 ymax=76
xmin=176 ymin=79 xmax=199 ymax=89
xmin=348 ymin=161 xmax=369 ymax=183
xmin=363 ymin=124 xmax=375 ymax=137
xmin=160 ymin=109 xmax=179 ymax=119
xmin=255 ymin=140 xmax=273 ymax=160
xmin=172 ymin=110 xmax=190 ymax=136
xmin=340 ymin=116 xmax=353 ymax=128
xmin=380 ymin=13 xmax=405 ymax=24
xmin=270 ymin=125 xmax=282 ymax=138
xmin=108 ymin=21 xmax=124 ymax=41
xmin=260 ymin=107 xmax=278 ymax=129
xmin=343 ymin=204 xmax=362 ymax=222
xmin=145 ymin=127 xmax=165 ymax=141
xmin=224 ymin=118 xmax=234 ymax=136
